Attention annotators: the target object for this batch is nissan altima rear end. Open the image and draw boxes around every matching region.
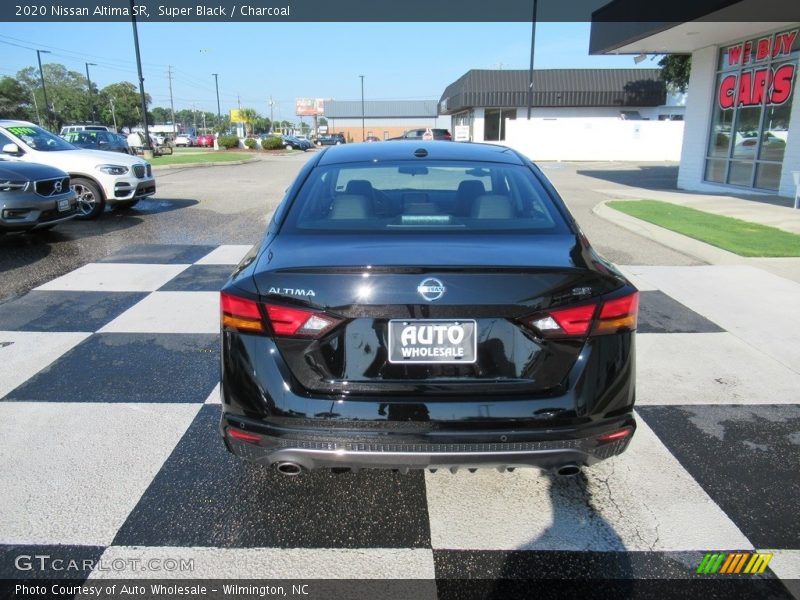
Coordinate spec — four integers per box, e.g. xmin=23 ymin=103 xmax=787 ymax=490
xmin=220 ymin=142 xmax=638 ymax=475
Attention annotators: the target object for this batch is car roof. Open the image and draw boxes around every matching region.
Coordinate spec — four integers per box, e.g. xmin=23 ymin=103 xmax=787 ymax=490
xmin=316 ymin=141 xmax=524 ymax=166
xmin=0 ymin=120 xmax=38 ymax=128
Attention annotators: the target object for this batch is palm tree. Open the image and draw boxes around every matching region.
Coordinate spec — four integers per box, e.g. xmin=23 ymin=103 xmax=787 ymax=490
xmin=238 ymin=108 xmax=258 ymax=136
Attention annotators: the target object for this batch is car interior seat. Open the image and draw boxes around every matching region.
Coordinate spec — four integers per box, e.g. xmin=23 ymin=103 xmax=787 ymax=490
xmin=471 ymin=194 xmax=514 ymax=219
xmin=456 ymin=180 xmax=486 ymax=216
xmin=329 ymin=195 xmax=372 ymax=219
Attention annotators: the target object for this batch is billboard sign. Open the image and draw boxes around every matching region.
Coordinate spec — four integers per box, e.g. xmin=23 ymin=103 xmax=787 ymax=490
xmin=296 ymin=98 xmax=325 ymax=116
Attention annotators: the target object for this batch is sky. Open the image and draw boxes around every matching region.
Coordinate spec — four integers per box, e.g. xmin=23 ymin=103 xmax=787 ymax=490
xmin=0 ymin=22 xmax=657 ymax=121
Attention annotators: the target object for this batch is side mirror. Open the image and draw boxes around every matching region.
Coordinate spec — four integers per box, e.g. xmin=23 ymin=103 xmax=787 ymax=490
xmin=2 ymin=143 xmax=21 ymax=155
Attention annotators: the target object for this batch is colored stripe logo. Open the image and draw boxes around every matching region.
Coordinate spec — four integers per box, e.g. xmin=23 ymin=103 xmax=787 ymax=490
xmin=697 ymin=552 xmax=773 ymax=574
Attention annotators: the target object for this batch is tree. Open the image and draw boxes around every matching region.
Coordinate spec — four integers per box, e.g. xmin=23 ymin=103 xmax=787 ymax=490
xmin=151 ymin=106 xmax=171 ymax=124
xmin=98 ymin=82 xmax=150 ymax=129
xmin=16 ymin=64 xmax=93 ymax=129
xmin=237 ymin=108 xmax=258 ymax=136
xmin=659 ymin=55 xmax=691 ymax=93
xmin=252 ymin=116 xmax=271 ymax=134
xmin=0 ymin=77 xmax=32 ymax=120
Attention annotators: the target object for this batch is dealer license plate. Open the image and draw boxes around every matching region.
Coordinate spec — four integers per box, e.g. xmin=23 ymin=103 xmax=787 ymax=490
xmin=57 ymin=198 xmax=70 ymax=212
xmin=388 ymin=319 xmax=477 ymax=364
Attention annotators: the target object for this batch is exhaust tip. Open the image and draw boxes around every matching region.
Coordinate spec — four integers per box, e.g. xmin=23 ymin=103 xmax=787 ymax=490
xmin=275 ymin=462 xmax=304 ymax=476
xmin=555 ymin=464 xmax=581 ymax=477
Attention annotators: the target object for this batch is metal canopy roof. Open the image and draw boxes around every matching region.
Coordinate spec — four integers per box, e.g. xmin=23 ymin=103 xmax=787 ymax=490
xmin=438 ymin=68 xmax=666 ymax=114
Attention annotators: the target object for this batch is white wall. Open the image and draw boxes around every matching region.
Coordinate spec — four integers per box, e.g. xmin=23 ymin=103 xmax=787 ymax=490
xmin=512 ymin=106 xmax=683 ymax=120
xmin=677 ymin=46 xmax=719 ymax=193
xmin=501 ymin=118 xmax=684 ymax=161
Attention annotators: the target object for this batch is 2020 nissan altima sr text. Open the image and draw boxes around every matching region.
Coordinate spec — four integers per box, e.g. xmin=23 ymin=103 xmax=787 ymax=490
xmin=220 ymin=142 xmax=638 ymax=476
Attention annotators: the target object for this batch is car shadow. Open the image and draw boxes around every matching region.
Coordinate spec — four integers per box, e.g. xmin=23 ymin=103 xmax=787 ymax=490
xmin=576 ymin=166 xmax=793 ymax=207
xmin=576 ymin=165 xmax=679 ymax=190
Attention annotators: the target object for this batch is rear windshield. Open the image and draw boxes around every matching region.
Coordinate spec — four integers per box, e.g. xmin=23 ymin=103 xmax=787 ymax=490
xmin=282 ymin=161 xmax=571 ymax=234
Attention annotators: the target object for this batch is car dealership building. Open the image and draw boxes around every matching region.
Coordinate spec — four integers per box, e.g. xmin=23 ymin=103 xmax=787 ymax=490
xmin=591 ymin=4 xmax=800 ymax=197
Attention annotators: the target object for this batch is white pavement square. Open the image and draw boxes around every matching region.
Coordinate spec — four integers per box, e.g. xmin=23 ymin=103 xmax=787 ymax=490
xmin=0 ymin=331 xmax=91 ymax=399
xmin=425 ymin=417 xmax=751 ymax=552
xmin=35 ymin=263 xmax=191 ymax=293
xmin=204 ymin=383 xmax=221 ymax=404
xmin=636 ymin=332 xmax=800 ymax=405
xmin=195 ymin=245 xmax=253 ymax=265
xmin=89 ymin=547 xmax=437 ymax=579
xmin=627 ymin=265 xmax=800 ymax=371
xmin=0 ymin=403 xmax=200 ymax=546
xmin=99 ymin=292 xmax=220 ymax=334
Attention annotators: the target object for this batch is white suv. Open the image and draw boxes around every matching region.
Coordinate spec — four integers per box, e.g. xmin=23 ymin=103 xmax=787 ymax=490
xmin=0 ymin=120 xmax=156 ymax=219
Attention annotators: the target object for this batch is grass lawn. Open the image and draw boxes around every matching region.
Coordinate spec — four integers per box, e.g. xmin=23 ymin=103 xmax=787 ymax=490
xmin=148 ymin=152 xmax=258 ymax=166
xmin=607 ymin=200 xmax=800 ymax=257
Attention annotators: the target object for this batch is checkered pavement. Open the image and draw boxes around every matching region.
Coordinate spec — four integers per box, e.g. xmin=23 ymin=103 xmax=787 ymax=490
xmin=0 ymin=244 xmax=798 ymax=596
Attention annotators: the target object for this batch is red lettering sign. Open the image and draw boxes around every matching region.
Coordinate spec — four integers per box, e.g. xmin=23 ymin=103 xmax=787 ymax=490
xmin=725 ymin=29 xmax=798 ymax=66
xmin=771 ymin=64 xmax=796 ymax=105
xmin=718 ymin=65 xmax=797 ymax=109
xmin=719 ymin=75 xmax=737 ymax=109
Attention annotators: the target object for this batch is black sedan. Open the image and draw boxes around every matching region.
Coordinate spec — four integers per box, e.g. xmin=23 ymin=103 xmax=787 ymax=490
xmin=0 ymin=159 xmax=78 ymax=234
xmin=220 ymin=141 xmax=638 ymax=476
xmin=61 ymin=130 xmax=131 ymax=154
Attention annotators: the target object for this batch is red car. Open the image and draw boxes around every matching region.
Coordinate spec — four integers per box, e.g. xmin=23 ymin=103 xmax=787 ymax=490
xmin=195 ymin=134 xmax=215 ymax=147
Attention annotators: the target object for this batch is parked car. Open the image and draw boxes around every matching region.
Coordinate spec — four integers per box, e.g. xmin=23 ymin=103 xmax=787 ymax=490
xmin=219 ymin=141 xmax=639 ymax=476
xmin=195 ymin=134 xmax=215 ymax=147
xmin=364 ymin=136 xmax=381 ymax=143
xmin=0 ymin=120 xmax=156 ymax=219
xmin=61 ymin=130 xmax=131 ymax=155
xmin=389 ymin=128 xmax=452 ymax=141
xmin=174 ymin=134 xmax=195 ymax=147
xmin=315 ymin=133 xmax=346 ymax=146
xmin=59 ymin=124 xmax=113 ymax=136
xmin=0 ymin=158 xmax=78 ymax=234
xmin=281 ymin=135 xmax=307 ymax=151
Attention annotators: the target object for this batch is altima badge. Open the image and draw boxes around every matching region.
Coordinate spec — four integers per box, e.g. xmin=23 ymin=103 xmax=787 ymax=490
xmin=417 ymin=278 xmax=446 ymax=302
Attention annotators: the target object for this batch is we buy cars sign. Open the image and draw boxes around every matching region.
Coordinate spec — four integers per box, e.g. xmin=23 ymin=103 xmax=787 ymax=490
xmin=718 ymin=29 xmax=798 ymax=109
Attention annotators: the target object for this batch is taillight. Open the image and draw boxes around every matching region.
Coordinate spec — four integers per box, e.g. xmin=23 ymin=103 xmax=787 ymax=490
xmin=593 ymin=292 xmax=639 ymax=335
xmin=227 ymin=428 xmax=262 ymax=444
xmin=221 ymin=292 xmax=265 ymax=333
xmin=597 ymin=427 xmax=634 ymax=445
xmin=522 ymin=291 xmax=638 ymax=339
xmin=265 ymin=304 xmax=342 ymax=338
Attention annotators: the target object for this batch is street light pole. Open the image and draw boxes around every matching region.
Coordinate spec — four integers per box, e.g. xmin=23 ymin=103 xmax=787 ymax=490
xmin=359 ymin=75 xmax=365 ymax=142
xmin=85 ymin=62 xmax=97 ymax=123
xmin=212 ymin=73 xmax=221 ymax=122
xmin=526 ymin=0 xmax=538 ymax=120
xmin=36 ymin=49 xmax=51 ymax=127
xmin=130 ymin=0 xmax=151 ymax=152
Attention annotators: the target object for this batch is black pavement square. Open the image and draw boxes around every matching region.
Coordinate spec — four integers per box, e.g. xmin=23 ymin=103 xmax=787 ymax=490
xmin=98 ymin=244 xmax=217 ymax=264
xmin=0 ymin=544 xmax=105 ymax=580
xmin=638 ymin=291 xmax=724 ymax=334
xmin=637 ymin=405 xmax=800 ymax=549
xmin=1 ymin=333 xmax=219 ymax=403
xmin=433 ymin=551 xmax=791 ymax=600
xmin=0 ymin=291 xmax=147 ymax=332
xmin=158 ymin=265 xmax=235 ymax=292
xmin=113 ymin=405 xmax=432 ymax=549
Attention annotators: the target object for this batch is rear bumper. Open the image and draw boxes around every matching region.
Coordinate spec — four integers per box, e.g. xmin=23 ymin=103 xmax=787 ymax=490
xmin=220 ymin=413 xmax=636 ymax=471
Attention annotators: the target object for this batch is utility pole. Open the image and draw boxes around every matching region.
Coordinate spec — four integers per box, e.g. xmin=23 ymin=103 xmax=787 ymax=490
xmin=167 ymin=65 xmax=177 ymax=137
xmin=85 ymin=62 xmax=97 ymax=123
xmin=237 ymin=94 xmax=241 ymax=110
xmin=130 ymin=0 xmax=151 ymax=152
xmin=36 ymin=49 xmax=52 ymax=127
xmin=526 ymin=0 xmax=538 ymax=120
xmin=359 ymin=75 xmax=365 ymax=142
xmin=192 ymin=103 xmax=197 ymax=131
xmin=269 ymin=96 xmax=274 ymax=132
xmin=31 ymin=91 xmax=41 ymax=126
xmin=109 ymin=97 xmax=118 ymax=130
xmin=212 ymin=73 xmax=221 ymax=121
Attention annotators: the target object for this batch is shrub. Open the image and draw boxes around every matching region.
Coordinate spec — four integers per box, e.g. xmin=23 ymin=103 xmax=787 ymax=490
xmin=244 ymin=138 xmax=257 ymax=149
xmin=261 ymin=136 xmax=284 ymax=150
xmin=217 ymin=134 xmax=240 ymax=149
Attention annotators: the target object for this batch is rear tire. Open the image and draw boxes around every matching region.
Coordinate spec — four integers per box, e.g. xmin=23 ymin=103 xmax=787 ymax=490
xmin=71 ymin=177 xmax=105 ymax=220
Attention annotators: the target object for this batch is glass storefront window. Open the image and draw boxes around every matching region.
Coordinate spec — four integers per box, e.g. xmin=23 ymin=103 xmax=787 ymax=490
xmin=704 ymin=28 xmax=798 ymax=191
